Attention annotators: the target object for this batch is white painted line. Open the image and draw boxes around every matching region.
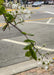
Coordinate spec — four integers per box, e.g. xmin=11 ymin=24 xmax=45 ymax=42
xmin=25 ymin=21 xmax=54 ymax=25
xmin=35 ymin=46 xmax=54 ymax=52
xmin=47 ymin=18 xmax=52 ymax=24
xmin=1 ymin=39 xmax=54 ymax=52
xmin=1 ymin=39 xmax=27 ymax=45
xmin=45 ymin=11 xmax=54 ymax=14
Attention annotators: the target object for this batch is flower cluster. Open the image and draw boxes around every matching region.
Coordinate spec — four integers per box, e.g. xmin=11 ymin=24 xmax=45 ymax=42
xmin=37 ymin=55 xmax=53 ymax=70
xmin=8 ymin=4 xmax=31 ymax=25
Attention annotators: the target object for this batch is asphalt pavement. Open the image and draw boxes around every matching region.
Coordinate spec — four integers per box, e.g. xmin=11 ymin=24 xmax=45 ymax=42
xmin=0 ymin=5 xmax=54 ymax=68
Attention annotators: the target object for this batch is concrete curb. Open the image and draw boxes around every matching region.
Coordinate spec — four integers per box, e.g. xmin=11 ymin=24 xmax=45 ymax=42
xmin=0 ymin=59 xmax=54 ymax=75
xmin=0 ymin=60 xmax=40 ymax=75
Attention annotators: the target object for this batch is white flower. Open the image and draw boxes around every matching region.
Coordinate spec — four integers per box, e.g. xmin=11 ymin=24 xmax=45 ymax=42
xmin=25 ymin=14 xmax=31 ymax=18
xmin=44 ymin=66 xmax=48 ymax=70
xmin=45 ymin=61 xmax=48 ymax=65
xmin=38 ymin=61 xmax=42 ymax=65
xmin=47 ymin=60 xmax=50 ymax=63
xmin=6 ymin=3 xmax=9 ymax=7
xmin=23 ymin=9 xmax=28 ymax=13
xmin=12 ymin=4 xmax=18 ymax=9
xmin=43 ymin=59 xmax=50 ymax=65
xmin=18 ymin=9 xmax=23 ymax=14
xmin=19 ymin=17 xmax=23 ymax=21
xmin=9 ymin=11 xmax=16 ymax=15
xmin=18 ymin=6 xmax=21 ymax=9
xmin=27 ymin=10 xmax=31 ymax=14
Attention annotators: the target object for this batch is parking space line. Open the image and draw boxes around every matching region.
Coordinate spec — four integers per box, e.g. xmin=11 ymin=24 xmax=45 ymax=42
xmin=25 ymin=17 xmax=54 ymax=22
xmin=1 ymin=39 xmax=54 ymax=52
xmin=6 ymin=7 xmax=40 ymax=11
xmin=25 ymin=18 xmax=49 ymax=22
xmin=0 ymin=25 xmax=3 ymax=27
xmin=25 ymin=21 xmax=54 ymax=25
xmin=0 ymin=17 xmax=49 ymax=27
xmin=45 ymin=11 xmax=54 ymax=14
xmin=6 ymin=9 xmax=15 ymax=11
xmin=0 ymin=23 xmax=6 ymax=27
xmin=0 ymin=17 xmax=54 ymax=27
xmin=47 ymin=18 xmax=52 ymax=24
xmin=27 ymin=7 xmax=40 ymax=10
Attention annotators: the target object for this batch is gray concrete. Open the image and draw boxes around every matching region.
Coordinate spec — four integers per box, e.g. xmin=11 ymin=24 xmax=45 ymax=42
xmin=0 ymin=54 xmax=54 ymax=75
xmin=0 ymin=5 xmax=54 ymax=68
xmin=0 ymin=60 xmax=47 ymax=75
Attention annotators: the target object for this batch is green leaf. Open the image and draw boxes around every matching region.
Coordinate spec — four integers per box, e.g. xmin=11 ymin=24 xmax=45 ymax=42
xmin=5 ymin=13 xmax=14 ymax=22
xmin=25 ymin=51 xmax=31 ymax=57
xmin=24 ymin=44 xmax=37 ymax=60
xmin=2 ymin=24 xmax=8 ymax=31
xmin=24 ymin=39 xmax=35 ymax=43
xmin=22 ymin=32 xmax=34 ymax=36
xmin=22 ymin=32 xmax=27 ymax=35
xmin=29 ymin=47 xmax=37 ymax=60
xmin=24 ymin=44 xmax=32 ymax=50
xmin=0 ymin=0 xmax=4 ymax=5
xmin=0 ymin=5 xmax=6 ymax=15
xmin=27 ymin=33 xmax=34 ymax=36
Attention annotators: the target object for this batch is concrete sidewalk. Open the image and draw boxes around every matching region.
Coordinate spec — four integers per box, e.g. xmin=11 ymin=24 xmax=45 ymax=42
xmin=0 ymin=54 xmax=54 ymax=75
xmin=15 ymin=63 xmax=54 ymax=75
